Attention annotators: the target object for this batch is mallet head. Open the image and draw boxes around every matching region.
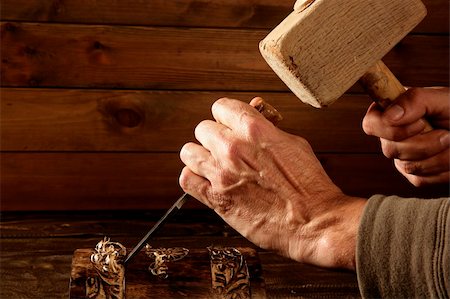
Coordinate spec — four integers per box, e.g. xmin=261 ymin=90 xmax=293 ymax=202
xmin=260 ymin=0 xmax=427 ymax=108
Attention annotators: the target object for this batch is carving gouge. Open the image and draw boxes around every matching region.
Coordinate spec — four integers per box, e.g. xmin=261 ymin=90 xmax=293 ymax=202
xmin=124 ymin=97 xmax=282 ymax=265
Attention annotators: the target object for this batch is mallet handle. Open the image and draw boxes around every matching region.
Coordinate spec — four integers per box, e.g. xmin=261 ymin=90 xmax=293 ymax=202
xmin=360 ymin=60 xmax=433 ymax=132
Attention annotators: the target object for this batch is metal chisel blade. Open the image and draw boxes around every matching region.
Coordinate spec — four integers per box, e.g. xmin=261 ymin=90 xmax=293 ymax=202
xmin=124 ymin=192 xmax=191 ymax=265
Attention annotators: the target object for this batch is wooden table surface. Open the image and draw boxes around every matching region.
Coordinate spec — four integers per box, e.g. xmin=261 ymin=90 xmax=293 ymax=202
xmin=0 ymin=210 xmax=361 ymax=298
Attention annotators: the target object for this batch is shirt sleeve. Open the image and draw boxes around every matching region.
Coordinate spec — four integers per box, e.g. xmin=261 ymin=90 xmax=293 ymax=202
xmin=356 ymin=194 xmax=449 ymax=298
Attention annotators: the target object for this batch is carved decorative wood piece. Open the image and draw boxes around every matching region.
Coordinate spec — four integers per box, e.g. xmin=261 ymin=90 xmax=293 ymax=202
xmin=145 ymin=244 xmax=189 ymax=279
xmin=209 ymin=247 xmax=251 ymax=299
xmin=88 ymin=237 xmax=126 ymax=299
xmin=70 ymin=241 xmax=265 ymax=298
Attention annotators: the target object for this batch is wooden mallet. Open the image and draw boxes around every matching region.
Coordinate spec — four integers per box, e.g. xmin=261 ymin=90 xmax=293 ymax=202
xmin=260 ymin=0 xmax=432 ymax=130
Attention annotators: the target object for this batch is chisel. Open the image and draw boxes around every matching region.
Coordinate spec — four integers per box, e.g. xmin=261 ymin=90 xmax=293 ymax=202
xmin=124 ymin=97 xmax=282 ymax=265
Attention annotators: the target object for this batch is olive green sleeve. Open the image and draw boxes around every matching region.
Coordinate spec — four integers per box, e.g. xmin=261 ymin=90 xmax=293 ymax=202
xmin=356 ymin=195 xmax=449 ymax=298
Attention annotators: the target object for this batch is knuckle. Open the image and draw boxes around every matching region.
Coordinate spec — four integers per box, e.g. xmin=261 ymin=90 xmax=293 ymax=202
xmin=216 ymin=195 xmax=233 ymax=214
xmin=178 ymin=167 xmax=190 ymax=189
xmin=386 ymin=128 xmax=407 ymax=141
xmin=362 ymin=117 xmax=375 ymax=136
xmin=402 ymin=161 xmax=422 ymax=175
xmin=222 ymin=140 xmax=240 ymax=160
xmin=215 ymin=97 xmax=230 ymax=105
xmin=362 ymin=116 xmax=405 ymax=141
xmin=179 ymin=143 xmax=191 ymax=160
xmin=381 ymin=139 xmax=399 ymax=158
xmin=198 ymin=182 xmax=210 ymax=198
xmin=396 ymin=160 xmax=428 ymax=187
xmin=408 ymin=175 xmax=426 ymax=187
xmin=212 ymin=97 xmax=230 ymax=113
xmin=239 ymin=112 xmax=265 ymax=139
xmin=243 ymin=117 xmax=262 ymax=138
xmin=384 ymin=127 xmax=410 ymax=142
xmin=439 ymin=132 xmax=450 ymax=149
xmin=207 ymin=190 xmax=233 ymax=214
xmin=194 ymin=120 xmax=208 ymax=136
xmin=216 ymin=170 xmax=234 ymax=188
xmin=395 ymin=161 xmax=426 ymax=187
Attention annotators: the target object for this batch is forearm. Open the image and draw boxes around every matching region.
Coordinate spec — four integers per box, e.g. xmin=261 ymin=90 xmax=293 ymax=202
xmin=302 ymin=195 xmax=367 ymax=270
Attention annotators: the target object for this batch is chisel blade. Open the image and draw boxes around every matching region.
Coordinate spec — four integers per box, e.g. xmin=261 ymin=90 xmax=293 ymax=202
xmin=124 ymin=192 xmax=191 ymax=265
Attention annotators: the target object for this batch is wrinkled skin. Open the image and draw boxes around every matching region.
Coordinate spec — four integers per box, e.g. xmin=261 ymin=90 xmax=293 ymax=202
xmin=363 ymin=87 xmax=450 ymax=186
xmin=179 ymin=87 xmax=449 ymax=271
xmin=179 ymin=98 xmax=366 ymax=270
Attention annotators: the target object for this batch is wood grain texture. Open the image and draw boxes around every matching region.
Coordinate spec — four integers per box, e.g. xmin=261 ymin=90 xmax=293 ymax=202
xmin=0 ymin=2 xmax=447 ymax=296
xmin=0 ymin=210 xmax=235 ymax=239
xmin=261 ymin=256 xmax=360 ymax=298
xmin=0 ymin=252 xmax=71 ymax=299
xmin=0 ymin=0 xmax=293 ymax=29
xmin=0 ymin=240 xmax=358 ymax=299
xmin=0 ymin=0 xmax=448 ymax=213
xmin=1 ymin=22 xmax=448 ymax=90
xmin=0 ymin=0 xmax=447 ymax=33
xmin=260 ymin=0 xmax=427 ymax=107
xmin=1 ymin=88 xmax=380 ymax=153
xmin=2 ymin=153 xmax=448 ymax=211
xmin=0 ymin=211 xmax=360 ymax=298
xmin=0 ymin=248 xmax=361 ymax=298
xmin=0 ymin=211 xmax=359 ymax=298
xmin=0 ymin=22 xmax=278 ymax=90
xmin=360 ymin=61 xmax=408 ymax=109
xmin=70 ymin=247 xmax=264 ymax=299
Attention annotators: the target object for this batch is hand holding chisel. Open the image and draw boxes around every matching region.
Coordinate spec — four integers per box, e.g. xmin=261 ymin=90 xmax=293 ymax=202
xmin=124 ymin=97 xmax=282 ymax=265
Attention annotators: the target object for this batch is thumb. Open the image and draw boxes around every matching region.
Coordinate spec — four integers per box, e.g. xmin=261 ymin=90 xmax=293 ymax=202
xmin=383 ymin=87 xmax=449 ymax=127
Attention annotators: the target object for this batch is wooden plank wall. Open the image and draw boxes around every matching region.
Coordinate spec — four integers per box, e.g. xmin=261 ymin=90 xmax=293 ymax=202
xmin=1 ymin=0 xmax=449 ymax=211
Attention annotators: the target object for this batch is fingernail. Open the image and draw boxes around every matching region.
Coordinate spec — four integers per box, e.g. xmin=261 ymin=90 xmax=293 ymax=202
xmin=440 ymin=133 xmax=450 ymax=147
xmin=385 ymin=105 xmax=404 ymax=121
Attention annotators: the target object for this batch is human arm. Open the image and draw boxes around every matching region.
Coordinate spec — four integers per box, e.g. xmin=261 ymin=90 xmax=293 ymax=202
xmin=362 ymin=87 xmax=450 ymax=186
xmin=357 ymin=195 xmax=449 ymax=298
xmin=178 ymin=96 xmax=450 ymax=297
xmin=179 ymin=97 xmax=367 ymax=270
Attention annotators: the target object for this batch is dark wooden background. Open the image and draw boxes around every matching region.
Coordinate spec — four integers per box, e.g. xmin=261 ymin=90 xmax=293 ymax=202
xmin=0 ymin=1 xmax=448 ymax=298
xmin=1 ymin=0 xmax=449 ymax=211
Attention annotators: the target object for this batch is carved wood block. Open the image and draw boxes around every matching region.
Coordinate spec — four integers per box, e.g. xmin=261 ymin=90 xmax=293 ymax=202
xmin=69 ymin=245 xmax=266 ymax=299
